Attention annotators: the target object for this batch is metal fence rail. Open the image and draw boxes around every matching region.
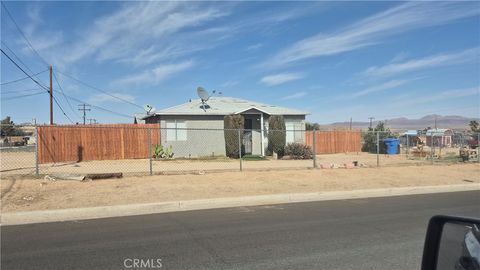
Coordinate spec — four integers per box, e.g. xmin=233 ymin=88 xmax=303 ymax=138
xmin=1 ymin=124 xmax=478 ymax=178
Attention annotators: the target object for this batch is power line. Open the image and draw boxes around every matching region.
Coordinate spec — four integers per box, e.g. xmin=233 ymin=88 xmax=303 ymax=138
xmin=1 ymin=88 xmax=45 ymax=94
xmin=56 ymin=70 xmax=144 ymax=110
xmin=53 ymin=71 xmax=81 ymax=119
xmin=1 ymin=48 xmax=74 ymax=124
xmin=78 ymin=104 xmax=91 ymax=125
xmin=3 ymin=49 xmax=131 ymax=120
xmin=1 ymin=41 xmax=45 ymax=83
xmin=1 ymin=48 xmax=49 ymax=91
xmin=2 ymin=91 xmax=45 ymax=101
xmin=1 ymin=2 xmax=49 ymax=67
xmin=1 ymin=69 xmax=49 ymax=85
xmin=61 ymin=93 xmax=132 ymax=119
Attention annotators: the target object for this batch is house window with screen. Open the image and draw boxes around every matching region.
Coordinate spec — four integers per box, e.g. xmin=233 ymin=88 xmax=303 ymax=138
xmin=165 ymin=120 xmax=187 ymax=141
xmin=286 ymin=122 xmax=303 ymax=143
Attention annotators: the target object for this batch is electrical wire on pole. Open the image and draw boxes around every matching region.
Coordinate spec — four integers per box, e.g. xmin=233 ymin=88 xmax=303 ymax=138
xmin=53 ymin=71 xmax=81 ymax=119
xmin=56 ymin=70 xmax=144 ymax=110
xmin=1 ymin=48 xmax=75 ymax=124
xmin=1 ymin=69 xmax=49 ymax=85
xmin=1 ymin=2 xmax=49 ymax=67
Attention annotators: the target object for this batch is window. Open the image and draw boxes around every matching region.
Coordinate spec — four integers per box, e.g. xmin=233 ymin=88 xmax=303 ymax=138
xmin=286 ymin=122 xmax=304 ymax=143
xmin=165 ymin=120 xmax=187 ymax=141
xmin=286 ymin=122 xmax=294 ymax=143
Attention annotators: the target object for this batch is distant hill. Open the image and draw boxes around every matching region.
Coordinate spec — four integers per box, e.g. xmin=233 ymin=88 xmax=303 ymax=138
xmin=324 ymin=115 xmax=479 ymax=131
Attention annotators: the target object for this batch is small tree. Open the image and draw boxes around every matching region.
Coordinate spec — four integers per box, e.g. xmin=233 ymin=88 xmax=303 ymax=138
xmin=305 ymin=122 xmax=320 ymax=130
xmin=0 ymin=116 xmax=24 ymax=137
xmin=469 ymin=120 xmax=480 ymax=133
xmin=361 ymin=122 xmax=395 ymax=154
xmin=224 ymin=114 xmax=244 ymax=158
xmin=267 ymin=115 xmax=286 ymax=157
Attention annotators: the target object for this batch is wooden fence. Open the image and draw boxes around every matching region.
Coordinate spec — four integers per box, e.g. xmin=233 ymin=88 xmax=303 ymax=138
xmin=305 ymin=130 xmax=362 ymax=154
xmin=37 ymin=124 xmax=160 ymax=164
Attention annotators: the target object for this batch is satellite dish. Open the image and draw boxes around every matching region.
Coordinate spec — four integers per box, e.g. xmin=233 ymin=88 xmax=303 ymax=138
xmin=143 ymin=104 xmax=156 ymax=114
xmin=197 ymin=87 xmax=210 ymax=102
xmin=197 ymin=86 xmax=210 ymax=112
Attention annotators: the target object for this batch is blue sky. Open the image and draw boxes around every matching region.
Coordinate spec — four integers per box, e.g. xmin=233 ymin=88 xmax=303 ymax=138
xmin=1 ymin=1 xmax=479 ymax=124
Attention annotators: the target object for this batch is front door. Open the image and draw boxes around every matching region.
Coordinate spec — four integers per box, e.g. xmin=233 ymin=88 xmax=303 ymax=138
xmin=243 ymin=119 xmax=253 ymax=154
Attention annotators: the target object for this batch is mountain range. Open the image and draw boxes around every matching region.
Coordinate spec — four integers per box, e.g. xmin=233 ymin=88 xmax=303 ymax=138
xmin=324 ymin=115 xmax=479 ymax=131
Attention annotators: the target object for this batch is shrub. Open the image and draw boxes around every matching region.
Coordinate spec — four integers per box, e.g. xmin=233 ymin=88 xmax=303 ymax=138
xmin=152 ymin=144 xmax=174 ymax=159
xmin=284 ymin=143 xmax=313 ymax=159
xmin=224 ymin=114 xmax=244 ymax=158
xmin=267 ymin=115 xmax=286 ymax=157
xmin=362 ymin=122 xmax=396 ymax=154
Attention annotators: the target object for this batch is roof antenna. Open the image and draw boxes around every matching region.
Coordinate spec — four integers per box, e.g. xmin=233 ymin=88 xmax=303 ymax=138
xmin=197 ymin=86 xmax=210 ymax=112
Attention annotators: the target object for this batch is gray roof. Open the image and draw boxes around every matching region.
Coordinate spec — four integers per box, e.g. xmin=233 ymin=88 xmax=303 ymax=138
xmin=425 ymin=128 xmax=452 ymax=135
xmin=146 ymin=97 xmax=309 ymax=117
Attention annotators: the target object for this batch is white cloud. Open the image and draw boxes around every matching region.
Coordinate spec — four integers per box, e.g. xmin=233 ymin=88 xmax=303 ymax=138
xmin=63 ymin=2 xmax=228 ymax=65
xmin=281 ymin=91 xmax=307 ymax=100
xmin=263 ymin=2 xmax=479 ymax=68
xmin=221 ymin=80 xmax=239 ymax=88
xmin=389 ymin=52 xmax=409 ymax=63
xmin=87 ymin=93 xmax=136 ymax=105
xmin=352 ymin=79 xmax=411 ymax=97
xmin=398 ymin=87 xmax=480 ymax=106
xmin=112 ymin=61 xmax=194 ymax=88
xmin=246 ymin=43 xmax=263 ymax=51
xmin=363 ymin=48 xmax=479 ymax=78
xmin=260 ymin=72 xmax=303 ymax=86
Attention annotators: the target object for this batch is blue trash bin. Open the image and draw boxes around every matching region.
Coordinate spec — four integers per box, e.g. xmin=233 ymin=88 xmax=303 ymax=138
xmin=384 ymin=138 xmax=400 ymax=155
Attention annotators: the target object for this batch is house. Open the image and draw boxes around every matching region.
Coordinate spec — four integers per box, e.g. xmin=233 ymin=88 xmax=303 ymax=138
xmin=142 ymin=97 xmax=309 ymax=157
xmin=399 ymin=130 xmax=420 ymax=147
xmin=425 ymin=128 xmax=454 ymax=147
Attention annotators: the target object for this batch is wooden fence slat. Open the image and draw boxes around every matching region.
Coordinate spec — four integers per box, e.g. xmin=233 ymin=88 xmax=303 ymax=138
xmin=37 ymin=124 xmax=161 ymax=164
xmin=305 ymin=130 xmax=361 ymax=154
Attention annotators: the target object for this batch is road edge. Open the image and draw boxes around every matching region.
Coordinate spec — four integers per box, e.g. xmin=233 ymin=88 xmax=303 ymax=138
xmin=2 ymin=184 xmax=479 ymax=226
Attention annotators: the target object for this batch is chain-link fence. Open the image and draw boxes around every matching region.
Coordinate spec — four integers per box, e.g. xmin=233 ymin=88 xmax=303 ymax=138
xmin=1 ymin=125 xmax=478 ymax=179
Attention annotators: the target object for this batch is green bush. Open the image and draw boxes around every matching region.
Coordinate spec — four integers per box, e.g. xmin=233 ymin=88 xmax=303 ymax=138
xmin=362 ymin=122 xmax=396 ymax=154
xmin=284 ymin=142 xmax=312 ymax=159
xmin=267 ymin=115 xmax=286 ymax=157
xmin=224 ymin=114 xmax=244 ymax=158
xmin=152 ymin=144 xmax=174 ymax=159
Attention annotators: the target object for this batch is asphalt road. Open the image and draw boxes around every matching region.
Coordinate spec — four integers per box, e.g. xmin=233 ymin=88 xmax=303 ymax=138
xmin=2 ymin=191 xmax=479 ymax=270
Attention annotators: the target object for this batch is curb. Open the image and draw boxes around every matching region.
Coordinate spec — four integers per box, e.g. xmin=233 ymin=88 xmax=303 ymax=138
xmin=2 ymin=184 xmax=479 ymax=226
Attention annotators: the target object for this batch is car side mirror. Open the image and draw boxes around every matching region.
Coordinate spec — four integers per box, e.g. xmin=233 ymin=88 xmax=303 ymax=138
xmin=422 ymin=215 xmax=480 ymax=270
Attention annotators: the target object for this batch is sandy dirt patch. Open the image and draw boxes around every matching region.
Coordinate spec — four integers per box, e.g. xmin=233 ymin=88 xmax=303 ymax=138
xmin=1 ymin=150 xmax=465 ymax=177
xmin=1 ymin=163 xmax=478 ymax=213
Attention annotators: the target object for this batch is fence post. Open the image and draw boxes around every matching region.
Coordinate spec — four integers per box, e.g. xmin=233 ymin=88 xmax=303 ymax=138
xmin=376 ymin=131 xmax=380 ymax=167
xmin=312 ymin=129 xmax=317 ymax=168
xmin=478 ymin=133 xmax=480 ymax=163
xmin=406 ymin=134 xmax=409 ymax=158
xmin=148 ymin=128 xmax=153 ymax=175
xmin=35 ymin=126 xmax=39 ymax=177
xmin=238 ymin=129 xmax=243 ymax=171
xmin=430 ymin=134 xmax=434 ymax=164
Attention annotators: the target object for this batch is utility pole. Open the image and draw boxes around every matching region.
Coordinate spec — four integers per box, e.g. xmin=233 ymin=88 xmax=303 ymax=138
xmin=368 ymin=117 xmax=375 ymax=129
xmin=434 ymin=115 xmax=437 ymax=130
xmin=49 ymin=65 xmax=53 ymax=125
xmin=78 ymin=104 xmax=91 ymax=125
xmin=88 ymin=118 xmax=97 ymax=124
xmin=349 ymin=117 xmax=352 ymax=130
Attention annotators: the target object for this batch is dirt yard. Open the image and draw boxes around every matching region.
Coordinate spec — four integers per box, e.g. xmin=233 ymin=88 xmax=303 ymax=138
xmin=1 ymin=163 xmax=478 ymax=213
xmin=0 ymin=150 xmax=466 ymax=177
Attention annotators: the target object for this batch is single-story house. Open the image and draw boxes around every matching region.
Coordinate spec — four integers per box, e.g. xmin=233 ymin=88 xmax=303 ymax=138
xmin=142 ymin=97 xmax=309 ymax=157
xmin=399 ymin=130 xmax=420 ymax=147
xmin=425 ymin=128 xmax=453 ymax=147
